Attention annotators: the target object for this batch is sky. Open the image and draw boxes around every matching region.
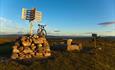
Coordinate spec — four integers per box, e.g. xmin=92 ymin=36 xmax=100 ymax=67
xmin=0 ymin=0 xmax=115 ymax=36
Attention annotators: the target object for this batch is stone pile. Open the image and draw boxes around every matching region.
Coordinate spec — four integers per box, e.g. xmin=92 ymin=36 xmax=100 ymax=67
xmin=11 ymin=34 xmax=51 ymax=60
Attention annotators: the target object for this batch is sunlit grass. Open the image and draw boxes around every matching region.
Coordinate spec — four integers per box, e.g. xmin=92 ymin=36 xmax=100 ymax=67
xmin=0 ymin=36 xmax=115 ymax=70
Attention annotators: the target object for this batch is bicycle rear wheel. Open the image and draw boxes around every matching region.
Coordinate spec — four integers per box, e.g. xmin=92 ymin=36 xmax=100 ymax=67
xmin=37 ymin=29 xmax=47 ymax=36
xmin=42 ymin=29 xmax=47 ymax=36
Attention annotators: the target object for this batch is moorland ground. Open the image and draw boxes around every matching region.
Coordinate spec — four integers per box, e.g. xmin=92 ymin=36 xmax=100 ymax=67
xmin=0 ymin=35 xmax=115 ymax=70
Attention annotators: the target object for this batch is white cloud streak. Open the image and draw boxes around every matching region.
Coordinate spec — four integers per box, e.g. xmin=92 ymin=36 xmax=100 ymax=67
xmin=0 ymin=17 xmax=25 ymax=34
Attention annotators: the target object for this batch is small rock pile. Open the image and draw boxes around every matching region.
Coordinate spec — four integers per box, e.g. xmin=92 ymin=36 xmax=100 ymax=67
xmin=11 ymin=34 xmax=51 ymax=60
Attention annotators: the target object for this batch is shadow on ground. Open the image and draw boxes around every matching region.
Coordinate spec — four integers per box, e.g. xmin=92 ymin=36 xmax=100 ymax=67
xmin=0 ymin=42 xmax=14 ymax=57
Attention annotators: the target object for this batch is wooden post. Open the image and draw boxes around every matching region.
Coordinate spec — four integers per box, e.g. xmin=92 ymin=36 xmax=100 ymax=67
xmin=92 ymin=33 xmax=97 ymax=48
xmin=94 ymin=37 xmax=96 ymax=48
xmin=29 ymin=21 xmax=33 ymax=35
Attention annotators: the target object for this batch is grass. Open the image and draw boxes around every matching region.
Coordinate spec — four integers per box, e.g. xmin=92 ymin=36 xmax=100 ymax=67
xmin=0 ymin=36 xmax=115 ymax=70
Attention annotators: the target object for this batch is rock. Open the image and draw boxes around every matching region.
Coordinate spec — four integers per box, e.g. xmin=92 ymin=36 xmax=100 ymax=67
xmin=12 ymin=46 xmax=20 ymax=53
xmin=44 ymin=53 xmax=51 ymax=57
xmin=19 ymin=53 xmax=25 ymax=60
xmin=11 ymin=53 xmax=19 ymax=59
xmin=23 ymin=47 xmax=33 ymax=54
xmin=25 ymin=54 xmax=32 ymax=59
xmin=22 ymin=40 xmax=31 ymax=47
xmin=36 ymin=53 xmax=43 ymax=58
xmin=31 ymin=43 xmax=36 ymax=51
xmin=67 ymin=39 xmax=82 ymax=51
xmin=18 ymin=46 xmax=24 ymax=52
xmin=33 ymin=38 xmax=39 ymax=44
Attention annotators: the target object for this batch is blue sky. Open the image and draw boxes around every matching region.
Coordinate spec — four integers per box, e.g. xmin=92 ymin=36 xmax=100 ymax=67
xmin=0 ymin=0 xmax=115 ymax=36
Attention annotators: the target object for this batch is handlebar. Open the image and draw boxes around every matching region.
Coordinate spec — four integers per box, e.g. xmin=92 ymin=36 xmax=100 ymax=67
xmin=38 ymin=24 xmax=46 ymax=27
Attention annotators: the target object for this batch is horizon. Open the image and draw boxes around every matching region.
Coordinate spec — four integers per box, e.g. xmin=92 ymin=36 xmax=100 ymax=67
xmin=0 ymin=33 xmax=115 ymax=37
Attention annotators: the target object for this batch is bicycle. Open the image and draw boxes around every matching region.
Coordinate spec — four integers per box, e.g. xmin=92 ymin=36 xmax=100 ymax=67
xmin=37 ymin=24 xmax=47 ymax=36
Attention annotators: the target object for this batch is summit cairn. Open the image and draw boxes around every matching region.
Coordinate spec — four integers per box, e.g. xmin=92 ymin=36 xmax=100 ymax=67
xmin=11 ymin=8 xmax=51 ymax=59
xmin=11 ymin=34 xmax=51 ymax=59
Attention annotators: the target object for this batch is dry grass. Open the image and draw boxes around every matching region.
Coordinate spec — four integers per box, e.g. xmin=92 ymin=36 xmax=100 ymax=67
xmin=0 ymin=35 xmax=115 ymax=70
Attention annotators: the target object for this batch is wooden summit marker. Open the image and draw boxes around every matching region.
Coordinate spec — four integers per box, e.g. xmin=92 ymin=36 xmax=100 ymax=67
xmin=21 ymin=8 xmax=42 ymax=35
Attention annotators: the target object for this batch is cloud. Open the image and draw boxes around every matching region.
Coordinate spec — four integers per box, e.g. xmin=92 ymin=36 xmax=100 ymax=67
xmin=54 ymin=30 xmax=60 ymax=32
xmin=98 ymin=21 xmax=115 ymax=26
xmin=0 ymin=17 xmax=23 ymax=34
xmin=81 ymin=32 xmax=93 ymax=34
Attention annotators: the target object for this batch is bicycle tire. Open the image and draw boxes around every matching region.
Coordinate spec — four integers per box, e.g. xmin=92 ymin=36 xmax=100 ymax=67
xmin=37 ymin=29 xmax=47 ymax=36
xmin=42 ymin=29 xmax=47 ymax=36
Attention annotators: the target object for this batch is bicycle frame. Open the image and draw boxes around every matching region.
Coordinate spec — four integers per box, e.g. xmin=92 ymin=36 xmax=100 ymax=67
xmin=37 ymin=24 xmax=47 ymax=36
